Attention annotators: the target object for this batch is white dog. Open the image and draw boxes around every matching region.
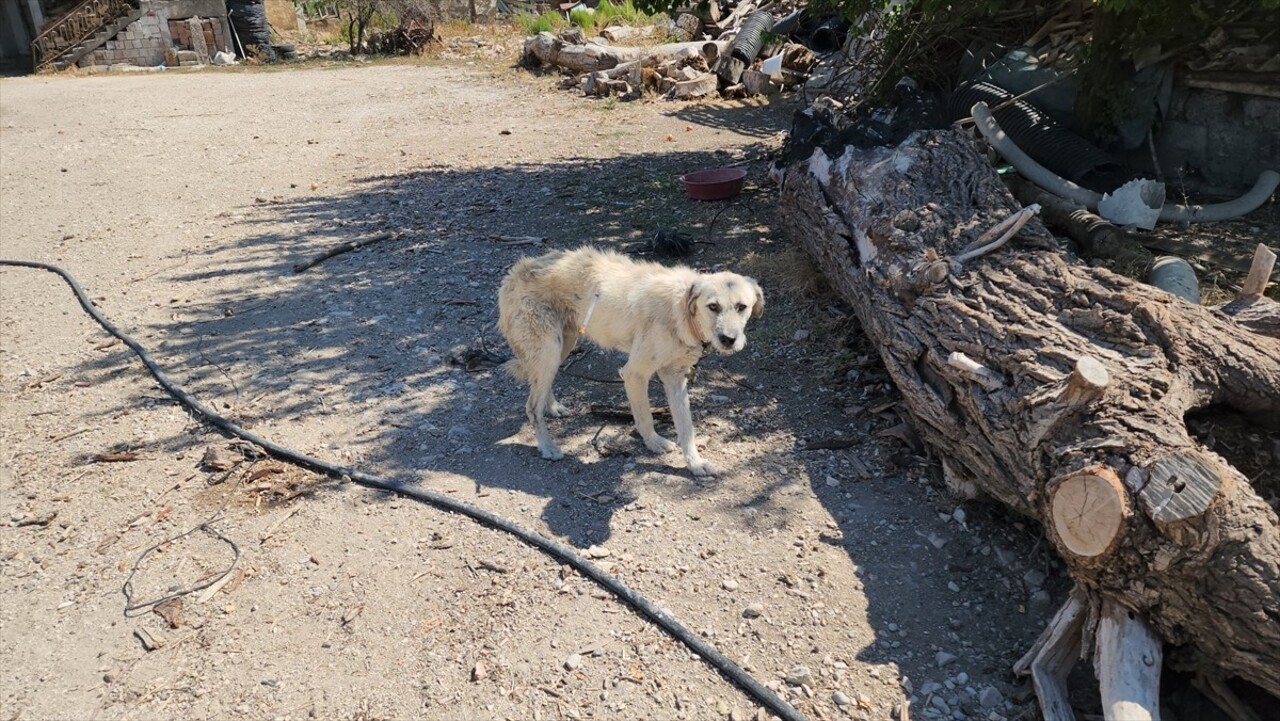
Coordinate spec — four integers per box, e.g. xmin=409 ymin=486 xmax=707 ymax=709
xmin=498 ymin=247 xmax=764 ymax=476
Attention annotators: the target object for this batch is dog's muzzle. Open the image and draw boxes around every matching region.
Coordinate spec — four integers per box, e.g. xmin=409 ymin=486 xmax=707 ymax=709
xmin=715 ymin=334 xmax=744 ymax=354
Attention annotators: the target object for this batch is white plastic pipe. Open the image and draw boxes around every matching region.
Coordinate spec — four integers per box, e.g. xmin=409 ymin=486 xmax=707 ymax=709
xmin=971 ymin=102 xmax=1280 ymax=224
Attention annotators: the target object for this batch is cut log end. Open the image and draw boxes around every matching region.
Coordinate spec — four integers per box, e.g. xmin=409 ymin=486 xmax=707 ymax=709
xmin=1051 ymin=468 xmax=1128 ymax=559
xmin=1139 ymin=452 xmax=1223 ymax=528
xmin=1063 ymin=355 xmax=1109 ymax=404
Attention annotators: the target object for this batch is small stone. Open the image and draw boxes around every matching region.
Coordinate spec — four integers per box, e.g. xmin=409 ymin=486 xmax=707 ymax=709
xmin=947 ymin=581 xmax=960 ymax=592
xmin=920 ymin=681 xmax=944 ymax=696
xmin=952 ymin=508 xmax=966 ymax=524
xmin=564 ymin=653 xmax=583 ymax=671
xmin=793 ymin=329 xmax=810 ymax=342
xmin=979 ymin=686 xmax=1003 ymax=710
xmin=930 ymin=695 xmax=950 ymax=713
xmin=887 ymin=622 xmax=899 ymax=632
xmin=730 ymin=708 xmax=746 ymax=721
xmin=743 ymin=602 xmax=765 ymax=618
xmin=103 ymin=672 xmax=116 ymax=683
xmin=784 ymin=665 xmax=812 ymax=687
xmin=825 ymin=475 xmax=840 ymax=487
xmin=832 ymin=691 xmax=851 ymax=706
xmin=1030 ymin=589 xmax=1052 ymax=606
xmin=956 ymin=672 xmax=969 ymax=685
xmin=585 ymin=545 xmax=611 ymax=559
xmin=1022 ymin=569 xmax=1046 ymax=590
xmin=472 ymin=661 xmax=486 ymax=682
xmin=721 ymin=578 xmax=739 ymax=591
xmin=261 ymin=678 xmax=277 ymax=687
xmin=936 ymin=651 xmax=958 ymax=668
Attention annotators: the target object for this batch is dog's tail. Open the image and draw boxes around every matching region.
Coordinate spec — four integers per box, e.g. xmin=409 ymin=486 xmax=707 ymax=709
xmin=501 ymin=357 xmax=527 ymax=382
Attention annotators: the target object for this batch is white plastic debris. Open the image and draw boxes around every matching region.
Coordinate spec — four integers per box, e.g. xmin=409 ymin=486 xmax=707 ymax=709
xmin=1097 ymin=178 xmax=1166 ymax=230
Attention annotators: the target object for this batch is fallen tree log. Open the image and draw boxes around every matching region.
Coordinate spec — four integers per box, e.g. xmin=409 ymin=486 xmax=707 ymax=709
xmin=522 ymin=32 xmax=730 ymax=75
xmin=778 ymin=129 xmax=1280 ymax=717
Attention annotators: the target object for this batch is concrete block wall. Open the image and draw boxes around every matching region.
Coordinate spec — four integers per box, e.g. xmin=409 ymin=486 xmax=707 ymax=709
xmin=1156 ymin=85 xmax=1280 ymax=194
xmin=79 ymin=0 xmax=232 ymax=68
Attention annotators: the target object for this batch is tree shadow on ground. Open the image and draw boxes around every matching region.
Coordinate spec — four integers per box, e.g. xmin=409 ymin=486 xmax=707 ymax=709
xmin=69 ymin=146 xmax=785 ymax=551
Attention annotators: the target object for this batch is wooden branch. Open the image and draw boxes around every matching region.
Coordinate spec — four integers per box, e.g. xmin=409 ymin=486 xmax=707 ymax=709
xmin=947 ymin=351 xmax=1004 ymax=390
xmin=1010 ymin=178 xmax=1152 ymax=269
xmin=954 ymin=204 xmax=1040 ymax=264
xmin=1240 ymin=243 xmax=1277 ymax=299
xmin=1138 ymin=452 xmax=1223 ymax=529
xmin=1193 ymin=673 xmax=1263 ymax=721
xmin=293 ymin=231 xmax=398 ymax=273
xmin=1050 ymin=467 xmax=1129 ymax=559
xmin=1095 ymin=599 xmax=1163 ymax=721
xmin=1015 ymin=584 xmax=1087 ymax=721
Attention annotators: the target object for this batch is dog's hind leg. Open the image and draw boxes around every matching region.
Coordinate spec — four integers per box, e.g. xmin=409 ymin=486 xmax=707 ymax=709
xmin=524 ymin=335 xmax=566 ymax=460
xmin=659 ymin=368 xmax=714 ymax=477
xmin=621 ymin=358 xmax=676 ymax=455
xmin=546 ymin=325 xmax=578 ymax=418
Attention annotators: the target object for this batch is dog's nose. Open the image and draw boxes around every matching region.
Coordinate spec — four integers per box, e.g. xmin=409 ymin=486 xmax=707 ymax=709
xmin=718 ymin=334 xmax=737 ymax=347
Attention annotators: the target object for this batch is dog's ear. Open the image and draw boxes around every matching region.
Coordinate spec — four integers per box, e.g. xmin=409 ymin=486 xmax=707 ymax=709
xmin=746 ymin=277 xmax=764 ymax=318
xmin=686 ymin=280 xmax=703 ymax=316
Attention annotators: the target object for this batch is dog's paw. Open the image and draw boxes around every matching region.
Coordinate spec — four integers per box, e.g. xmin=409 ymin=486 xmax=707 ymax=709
xmin=547 ymin=401 xmax=572 ymax=418
xmin=687 ymin=458 xmax=716 ymax=477
xmin=645 ymin=436 xmax=678 ymax=454
xmin=539 ymin=445 xmax=565 ymax=461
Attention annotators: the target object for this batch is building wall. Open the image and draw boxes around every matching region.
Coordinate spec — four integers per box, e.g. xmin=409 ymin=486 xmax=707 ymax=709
xmin=78 ymin=0 xmax=231 ymax=68
xmin=1156 ymin=85 xmax=1280 ymax=195
xmin=0 ymin=0 xmax=36 ymax=68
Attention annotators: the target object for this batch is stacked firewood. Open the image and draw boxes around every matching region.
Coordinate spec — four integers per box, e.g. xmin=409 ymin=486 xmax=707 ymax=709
xmin=523 ymin=3 xmax=818 ymax=101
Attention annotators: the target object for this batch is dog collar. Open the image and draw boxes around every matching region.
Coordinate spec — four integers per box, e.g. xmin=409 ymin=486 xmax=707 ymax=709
xmin=578 ymin=288 xmax=602 ymax=336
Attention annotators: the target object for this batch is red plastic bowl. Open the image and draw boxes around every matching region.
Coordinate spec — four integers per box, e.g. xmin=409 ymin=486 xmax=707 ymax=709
xmin=679 ymin=167 xmax=748 ymax=201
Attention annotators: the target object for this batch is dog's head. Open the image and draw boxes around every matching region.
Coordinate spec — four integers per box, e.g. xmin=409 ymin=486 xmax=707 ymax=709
xmin=687 ymin=272 xmax=764 ymax=354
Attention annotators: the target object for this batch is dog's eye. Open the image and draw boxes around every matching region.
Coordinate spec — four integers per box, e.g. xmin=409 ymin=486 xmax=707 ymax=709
xmin=736 ymin=303 xmax=747 ymax=313
xmin=707 ymin=303 xmax=721 ymax=313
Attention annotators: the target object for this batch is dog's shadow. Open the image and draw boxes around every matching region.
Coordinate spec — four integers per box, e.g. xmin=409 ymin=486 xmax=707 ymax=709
xmin=467 ymin=346 xmax=728 ymax=548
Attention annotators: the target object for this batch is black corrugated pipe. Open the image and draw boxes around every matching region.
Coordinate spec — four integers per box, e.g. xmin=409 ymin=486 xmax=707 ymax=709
xmin=951 ymin=81 xmax=1133 ymax=193
xmin=771 ymin=8 xmax=807 ymax=37
xmin=731 ymin=10 xmax=776 ymax=64
xmin=808 ymin=18 xmax=849 ymax=54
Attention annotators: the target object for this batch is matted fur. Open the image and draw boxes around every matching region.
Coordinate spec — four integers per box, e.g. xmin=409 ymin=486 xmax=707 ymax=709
xmin=498 ymin=247 xmax=763 ymax=476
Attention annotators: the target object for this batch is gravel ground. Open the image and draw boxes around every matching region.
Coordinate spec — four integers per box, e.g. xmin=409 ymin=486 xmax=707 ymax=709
xmin=1 ymin=51 xmax=1066 ymax=721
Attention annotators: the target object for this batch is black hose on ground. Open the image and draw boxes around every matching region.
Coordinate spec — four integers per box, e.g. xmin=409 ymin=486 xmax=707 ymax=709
xmin=0 ymin=258 xmax=808 ymax=721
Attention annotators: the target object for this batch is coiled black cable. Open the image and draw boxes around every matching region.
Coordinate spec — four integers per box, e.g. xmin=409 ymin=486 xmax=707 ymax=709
xmin=0 ymin=258 xmax=807 ymax=721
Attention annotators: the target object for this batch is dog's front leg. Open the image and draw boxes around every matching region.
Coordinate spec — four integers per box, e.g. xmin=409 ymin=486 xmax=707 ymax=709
xmin=659 ymin=368 xmax=714 ymax=477
xmin=620 ymin=360 xmax=676 ymax=455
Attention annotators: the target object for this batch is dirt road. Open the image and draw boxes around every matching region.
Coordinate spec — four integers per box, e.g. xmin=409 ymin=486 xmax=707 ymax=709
xmin=1 ymin=58 xmax=1058 ymax=720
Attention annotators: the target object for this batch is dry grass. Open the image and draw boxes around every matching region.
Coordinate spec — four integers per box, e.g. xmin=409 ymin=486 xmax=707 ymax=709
xmin=740 ymin=246 xmax=830 ymax=301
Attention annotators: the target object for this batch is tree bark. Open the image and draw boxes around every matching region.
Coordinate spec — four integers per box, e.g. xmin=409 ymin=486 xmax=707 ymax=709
xmin=778 ymin=130 xmax=1280 ymax=701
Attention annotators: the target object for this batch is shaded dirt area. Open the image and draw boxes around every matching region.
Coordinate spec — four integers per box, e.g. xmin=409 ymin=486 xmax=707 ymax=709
xmin=2 ymin=57 xmax=1065 ymax=720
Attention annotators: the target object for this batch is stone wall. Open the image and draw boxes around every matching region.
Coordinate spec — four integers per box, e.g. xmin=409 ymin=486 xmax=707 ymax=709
xmin=1155 ymin=85 xmax=1280 ymax=195
xmin=79 ymin=0 xmax=232 ymax=68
